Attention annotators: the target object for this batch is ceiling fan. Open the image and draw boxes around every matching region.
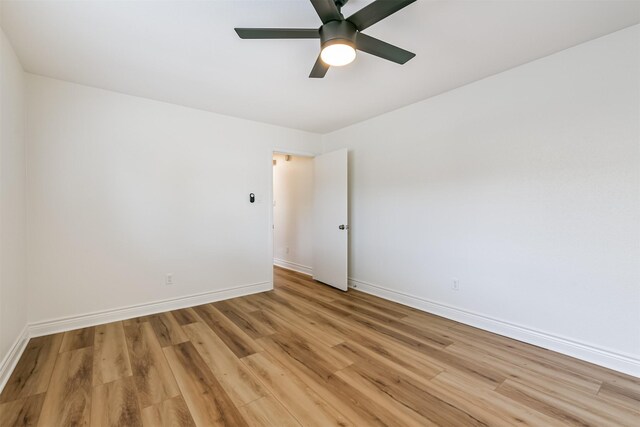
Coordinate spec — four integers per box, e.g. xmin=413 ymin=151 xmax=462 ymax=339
xmin=234 ymin=0 xmax=417 ymax=78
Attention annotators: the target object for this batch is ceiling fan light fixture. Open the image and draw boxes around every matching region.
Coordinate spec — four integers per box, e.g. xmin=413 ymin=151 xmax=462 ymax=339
xmin=320 ymin=41 xmax=356 ymax=66
xmin=235 ymin=0 xmax=418 ymax=78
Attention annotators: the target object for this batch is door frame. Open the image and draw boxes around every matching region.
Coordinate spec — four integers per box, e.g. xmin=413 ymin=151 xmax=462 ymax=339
xmin=268 ymin=148 xmax=317 ymax=286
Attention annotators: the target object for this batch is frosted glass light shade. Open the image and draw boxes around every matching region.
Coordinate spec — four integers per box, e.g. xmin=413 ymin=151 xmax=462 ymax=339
xmin=320 ymin=43 xmax=356 ymax=66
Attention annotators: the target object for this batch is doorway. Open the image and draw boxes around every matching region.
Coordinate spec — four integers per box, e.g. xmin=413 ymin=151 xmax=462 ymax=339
xmin=272 ymin=153 xmax=315 ymax=276
xmin=270 ymin=148 xmax=349 ymax=291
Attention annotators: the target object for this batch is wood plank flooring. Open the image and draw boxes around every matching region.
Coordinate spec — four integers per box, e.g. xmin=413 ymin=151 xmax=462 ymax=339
xmin=1 ymin=266 xmax=638 ymax=426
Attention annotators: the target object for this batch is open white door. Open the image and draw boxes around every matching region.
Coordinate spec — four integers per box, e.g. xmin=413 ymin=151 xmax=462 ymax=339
xmin=313 ymin=148 xmax=348 ymax=291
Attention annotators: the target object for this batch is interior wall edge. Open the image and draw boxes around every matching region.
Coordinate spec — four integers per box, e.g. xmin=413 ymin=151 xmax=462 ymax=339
xmin=0 ymin=324 xmax=29 ymax=394
xmin=348 ymin=277 xmax=640 ymax=378
xmin=0 ymin=24 xmax=28 ymax=386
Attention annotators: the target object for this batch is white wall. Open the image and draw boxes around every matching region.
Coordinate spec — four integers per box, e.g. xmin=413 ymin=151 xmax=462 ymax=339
xmin=0 ymin=27 xmax=27 ymax=369
xmin=272 ymin=154 xmax=314 ymax=274
xmin=26 ymin=75 xmax=321 ymax=325
xmin=323 ymin=25 xmax=640 ymax=374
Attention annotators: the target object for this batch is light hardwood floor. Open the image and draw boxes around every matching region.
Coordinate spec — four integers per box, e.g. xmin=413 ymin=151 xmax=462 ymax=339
xmin=1 ymin=266 xmax=638 ymax=426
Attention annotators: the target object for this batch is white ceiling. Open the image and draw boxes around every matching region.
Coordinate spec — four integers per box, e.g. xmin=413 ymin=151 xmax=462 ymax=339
xmin=1 ymin=1 xmax=638 ymax=133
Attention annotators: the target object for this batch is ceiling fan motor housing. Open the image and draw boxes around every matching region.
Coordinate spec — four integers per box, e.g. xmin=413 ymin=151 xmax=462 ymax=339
xmin=319 ymin=20 xmax=358 ymax=50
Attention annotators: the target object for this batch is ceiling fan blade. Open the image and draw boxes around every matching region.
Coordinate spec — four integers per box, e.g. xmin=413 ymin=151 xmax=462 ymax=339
xmin=309 ymin=55 xmax=330 ymax=78
xmin=356 ymin=33 xmax=415 ymax=64
xmin=235 ymin=28 xmax=320 ymax=39
xmin=347 ymin=0 xmax=417 ymax=31
xmin=310 ymin=0 xmax=343 ymax=24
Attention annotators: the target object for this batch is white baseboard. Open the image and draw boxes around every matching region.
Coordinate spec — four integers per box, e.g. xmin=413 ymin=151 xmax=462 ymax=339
xmin=348 ymin=277 xmax=640 ymax=378
xmin=0 ymin=325 xmax=30 ymax=393
xmin=29 ymin=281 xmax=272 ymax=338
xmin=274 ymin=258 xmax=312 ymax=276
xmin=1 ymin=280 xmax=272 ymax=394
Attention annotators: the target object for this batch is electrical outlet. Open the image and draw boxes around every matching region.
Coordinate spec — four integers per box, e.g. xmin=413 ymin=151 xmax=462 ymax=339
xmin=166 ymin=274 xmax=174 ymax=286
xmin=452 ymin=279 xmax=460 ymax=291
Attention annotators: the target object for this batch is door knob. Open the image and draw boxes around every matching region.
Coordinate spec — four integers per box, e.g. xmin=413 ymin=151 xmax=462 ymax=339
xmin=339 ymin=224 xmax=349 ymax=230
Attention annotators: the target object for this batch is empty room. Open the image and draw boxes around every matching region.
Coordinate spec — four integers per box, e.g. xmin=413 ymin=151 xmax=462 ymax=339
xmin=0 ymin=0 xmax=639 ymax=426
